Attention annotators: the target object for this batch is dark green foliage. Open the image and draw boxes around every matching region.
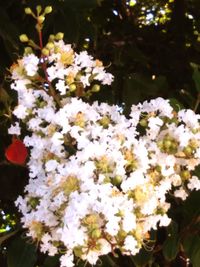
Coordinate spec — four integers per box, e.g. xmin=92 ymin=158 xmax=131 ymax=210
xmin=7 ymin=235 xmax=37 ymax=267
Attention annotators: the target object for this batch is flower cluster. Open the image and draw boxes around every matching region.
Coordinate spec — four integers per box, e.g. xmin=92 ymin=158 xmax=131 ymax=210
xmin=9 ymin=37 xmax=200 ymax=267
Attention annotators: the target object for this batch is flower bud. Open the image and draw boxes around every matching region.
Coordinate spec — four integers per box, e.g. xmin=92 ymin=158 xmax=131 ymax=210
xmin=46 ymin=42 xmax=54 ymax=50
xmin=44 ymin=6 xmax=53 ymax=14
xmin=112 ymin=175 xmax=122 ymax=186
xmin=139 ymin=118 xmax=148 ymax=127
xmin=91 ymin=84 xmax=100 ymax=92
xmin=91 ymin=229 xmax=101 ymax=239
xmin=36 ymin=5 xmax=42 ymax=15
xmin=24 ymin=46 xmax=33 ymax=55
xmin=19 ymin=34 xmax=29 ymax=42
xmin=183 ymin=146 xmax=193 ymax=157
xmin=48 ymin=34 xmax=55 ymax=41
xmin=55 ymin=32 xmax=64 ymax=40
xmin=69 ymin=84 xmax=76 ymax=92
xmin=28 ymin=197 xmax=40 ymax=209
xmin=38 ymin=15 xmax=45 ymax=24
xmin=42 ymin=48 xmax=49 ymax=56
xmin=24 ymin=7 xmax=32 ymax=15
xmin=98 ymin=116 xmax=110 ymax=129
xmin=75 ymin=73 xmax=82 ymax=81
xmin=180 ymin=170 xmax=191 ymax=181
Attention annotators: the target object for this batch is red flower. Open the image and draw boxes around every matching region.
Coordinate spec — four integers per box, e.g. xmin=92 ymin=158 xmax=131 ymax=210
xmin=5 ymin=138 xmax=28 ymax=165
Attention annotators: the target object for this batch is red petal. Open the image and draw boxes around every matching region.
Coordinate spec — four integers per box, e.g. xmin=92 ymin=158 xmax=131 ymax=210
xmin=5 ymin=139 xmax=28 ymax=165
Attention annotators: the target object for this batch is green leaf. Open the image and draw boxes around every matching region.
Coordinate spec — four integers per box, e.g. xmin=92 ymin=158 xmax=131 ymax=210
xmin=43 ymin=255 xmax=60 ymax=267
xmin=131 ymin=248 xmax=153 ymax=267
xmin=0 ymin=230 xmax=18 ymax=246
xmin=7 ymin=235 xmax=37 ymax=267
xmin=183 ymin=235 xmax=200 ymax=267
xmin=182 ymin=191 xmax=200 ymax=223
xmin=0 ymin=86 xmax=10 ymax=105
xmin=192 ymin=63 xmax=200 ymax=92
xmin=162 ymin=221 xmax=180 ymax=261
xmin=169 ymin=98 xmax=184 ymax=111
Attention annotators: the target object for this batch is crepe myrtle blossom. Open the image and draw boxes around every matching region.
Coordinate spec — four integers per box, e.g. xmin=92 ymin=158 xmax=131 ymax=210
xmin=8 ymin=38 xmax=200 ymax=267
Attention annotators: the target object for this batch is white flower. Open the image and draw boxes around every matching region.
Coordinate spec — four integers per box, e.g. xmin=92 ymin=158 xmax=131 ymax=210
xmin=45 ymin=160 xmax=59 ymax=172
xmin=187 ymin=176 xmax=200 ymax=191
xmin=10 ymin=37 xmax=200 ymax=267
xmin=60 ymin=251 xmax=74 ymax=267
xmin=51 ymin=132 xmax=64 ymax=146
xmin=22 ymin=54 xmax=39 ymax=76
xmin=56 ymin=79 xmax=67 ymax=95
xmin=8 ymin=122 xmax=21 ymax=135
xmin=13 ymin=104 xmax=28 ymax=119
xmin=122 ymin=212 xmax=136 ymax=232
xmin=123 ymin=235 xmax=140 ymax=255
xmin=159 ymin=214 xmax=171 ymax=227
xmin=174 ymin=188 xmax=188 ymax=200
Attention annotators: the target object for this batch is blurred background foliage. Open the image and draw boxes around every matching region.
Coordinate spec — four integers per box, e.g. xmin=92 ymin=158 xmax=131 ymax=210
xmin=0 ymin=0 xmax=200 ymax=266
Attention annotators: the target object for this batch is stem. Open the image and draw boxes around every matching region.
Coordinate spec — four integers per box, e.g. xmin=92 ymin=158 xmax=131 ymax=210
xmin=37 ymin=21 xmax=43 ymax=49
xmin=193 ymin=92 xmax=200 ymax=112
xmin=37 ymin=24 xmax=61 ymax=107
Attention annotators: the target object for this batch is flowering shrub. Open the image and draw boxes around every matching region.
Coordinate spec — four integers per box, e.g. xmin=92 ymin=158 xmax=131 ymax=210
xmin=7 ymin=5 xmax=200 ymax=267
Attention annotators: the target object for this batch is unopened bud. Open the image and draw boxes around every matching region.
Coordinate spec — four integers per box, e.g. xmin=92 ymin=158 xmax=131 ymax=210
xmin=24 ymin=47 xmax=33 ymax=54
xmin=139 ymin=118 xmax=148 ymax=127
xmin=91 ymin=84 xmax=100 ymax=92
xmin=36 ymin=5 xmax=42 ymax=15
xmin=180 ymin=170 xmax=191 ymax=181
xmin=46 ymin=42 xmax=54 ymax=50
xmin=183 ymin=146 xmax=193 ymax=157
xmin=38 ymin=15 xmax=45 ymax=24
xmin=42 ymin=48 xmax=49 ymax=56
xmin=49 ymin=34 xmax=55 ymax=41
xmin=55 ymin=32 xmax=64 ymax=40
xmin=19 ymin=34 xmax=29 ymax=42
xmin=24 ymin=7 xmax=32 ymax=15
xmin=69 ymin=84 xmax=76 ymax=92
xmin=112 ymin=175 xmax=122 ymax=186
xmin=91 ymin=229 xmax=101 ymax=239
xmin=44 ymin=6 xmax=52 ymax=14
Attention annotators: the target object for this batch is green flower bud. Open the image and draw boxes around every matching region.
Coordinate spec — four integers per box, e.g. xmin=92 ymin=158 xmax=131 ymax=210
xmin=180 ymin=170 xmax=191 ymax=181
xmin=46 ymin=42 xmax=54 ymax=50
xmin=69 ymin=83 xmax=77 ymax=92
xmin=91 ymin=229 xmax=101 ymax=239
xmin=42 ymin=48 xmax=49 ymax=56
xmin=74 ymin=246 xmax=83 ymax=257
xmin=19 ymin=34 xmax=29 ymax=42
xmin=48 ymin=34 xmax=55 ymax=42
xmin=24 ymin=7 xmax=32 ymax=15
xmin=91 ymin=84 xmax=100 ymax=92
xmin=75 ymin=73 xmax=82 ymax=81
xmin=103 ymin=176 xmax=111 ymax=183
xmin=44 ymin=6 xmax=53 ymax=14
xmin=183 ymin=146 xmax=193 ymax=157
xmin=24 ymin=46 xmax=33 ymax=54
xmin=139 ymin=118 xmax=148 ymax=127
xmin=112 ymin=175 xmax=122 ymax=186
xmin=118 ymin=229 xmax=127 ymax=239
xmin=36 ymin=5 xmax=42 ymax=15
xmin=28 ymin=197 xmax=40 ymax=209
xmin=55 ymin=32 xmax=64 ymax=40
xmin=98 ymin=116 xmax=110 ymax=129
xmin=38 ymin=15 xmax=45 ymax=24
